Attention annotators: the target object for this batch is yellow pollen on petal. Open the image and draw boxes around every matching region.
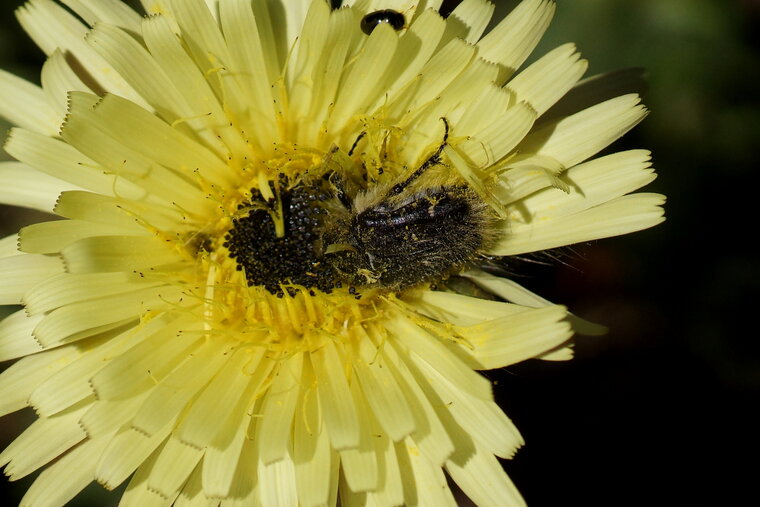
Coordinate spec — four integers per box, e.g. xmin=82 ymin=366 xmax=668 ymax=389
xmin=203 ymin=256 xmax=385 ymax=354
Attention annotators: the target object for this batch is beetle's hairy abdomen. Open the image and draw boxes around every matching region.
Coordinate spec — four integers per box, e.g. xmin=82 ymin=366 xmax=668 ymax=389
xmin=324 ymin=186 xmax=493 ymax=290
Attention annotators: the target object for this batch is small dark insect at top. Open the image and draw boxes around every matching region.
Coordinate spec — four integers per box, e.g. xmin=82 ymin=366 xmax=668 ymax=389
xmin=360 ymin=10 xmax=406 ymax=35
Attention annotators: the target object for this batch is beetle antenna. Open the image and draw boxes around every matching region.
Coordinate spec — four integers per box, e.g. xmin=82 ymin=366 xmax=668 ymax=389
xmin=348 ymin=131 xmax=366 ymax=156
xmin=386 ymin=117 xmax=449 ymax=198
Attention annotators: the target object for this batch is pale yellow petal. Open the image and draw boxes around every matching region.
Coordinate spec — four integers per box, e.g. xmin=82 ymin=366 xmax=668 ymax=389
xmin=201 ymin=400 xmax=254 ymax=500
xmin=509 ymin=149 xmax=658 ymax=218
xmin=16 ymin=0 xmax=84 ymax=56
xmin=32 ymin=285 xmax=183 ymax=347
xmin=177 ymin=462 xmax=217 ymax=507
xmin=96 ymin=424 xmax=173 ymax=491
xmin=0 ymin=233 xmax=20 ymax=258
xmin=131 ymin=340 xmax=232 ymax=436
xmin=170 ymin=0 xmax=230 ymax=67
xmin=338 ymin=380 xmax=379 ymax=493
xmin=217 ymin=0 xmax=277 ymax=146
xmin=258 ymin=448 xmax=298 ymax=507
xmin=381 ymin=9 xmax=446 ymax=100
xmin=120 ymin=442 xmax=179 ymax=507
xmin=494 ymin=161 xmax=566 ymax=206
xmin=363 ymin=416 xmax=403 ymax=507
xmin=78 ymin=393 xmax=149 ymax=438
xmin=29 ymin=328 xmax=135 ymax=417
xmin=293 ymin=361 xmax=333 ymax=507
xmin=256 ymin=353 xmax=303 ymax=464
xmin=493 ymin=192 xmax=666 ymax=255
xmin=406 ymin=350 xmax=523 ymax=459
xmin=23 ymin=272 xmax=164 ymax=316
xmin=384 ymin=312 xmax=492 ymax=401
xmin=461 ymin=270 xmax=608 ymax=336
xmin=0 ymin=400 xmax=89 ymax=481
xmin=85 ymin=22 xmax=188 ymax=121
xmin=457 ymin=100 xmax=537 ymax=169
xmin=346 ymin=0 xmax=419 ymax=15
xmin=328 ymin=22 xmax=399 ymax=136
xmin=40 ymin=49 xmax=90 ymax=116
xmin=61 ymin=235 xmax=181 ymax=274
xmin=19 ymin=219 xmax=142 ymax=255
xmin=544 ymin=67 xmax=647 ymax=122
xmin=147 ymin=436 xmax=205 ymax=500
xmin=446 ymin=0 xmax=495 ymax=43
xmin=505 ymin=43 xmax=587 ymax=116
xmin=379 ymin=338 xmax=455 ymax=466
xmin=60 ymin=0 xmax=142 ymax=31
xmin=0 ymin=161 xmax=77 ymax=212
xmin=86 ymin=93 xmax=231 ymax=187
xmin=61 ymin=92 xmax=210 ymax=214
xmin=456 ymin=305 xmax=573 ymax=369
xmin=278 ymin=0 xmax=312 ymax=57
xmin=412 ymin=290 xmax=530 ymax=326
xmin=220 ymin=431 xmax=260 ymax=506
xmin=454 ymin=84 xmax=512 ymax=137
xmin=0 ymin=310 xmax=44 ymax=362
xmin=140 ymin=13 xmax=240 ymax=157
xmin=0 ymin=68 xmax=61 ymax=135
xmin=477 ymin=0 xmax=555 ymax=83
xmin=519 ymin=94 xmax=648 ymax=168
xmin=286 ymin=0 xmax=332 ymax=124
xmin=538 ymin=346 xmax=575 ymax=361
xmin=429 ymin=55 xmax=500 ymax=120
xmin=305 ymin=7 xmax=357 ymax=145
xmin=386 ymin=37 xmax=476 ymax=125
xmin=0 ymin=253 xmax=64 ymax=306
xmin=337 ymin=471 xmax=365 ymax=507
xmin=396 ymin=437 xmax=457 ymax=506
xmin=401 ymin=56 xmax=500 ymax=165
xmin=0 ymin=343 xmax=83 ymax=418
xmin=19 ymin=434 xmax=112 ymax=507
xmin=17 ymin=0 xmax=148 ymax=106
xmin=419 ymin=0 xmax=445 ymax=12
xmin=311 ymin=341 xmax=360 ymax=450
xmin=4 ymin=128 xmax=147 ymax=200
xmin=177 ymin=348 xmax=260 ymax=449
xmin=446 ymin=441 xmax=526 ymax=507
xmin=248 ymin=0 xmax=287 ymax=88
xmin=138 ymin=0 xmax=175 ymax=18
xmin=352 ymin=326 xmax=415 ymax=442
xmin=54 ymin=190 xmax=184 ymax=233
xmin=89 ymin=315 xmax=200 ymax=399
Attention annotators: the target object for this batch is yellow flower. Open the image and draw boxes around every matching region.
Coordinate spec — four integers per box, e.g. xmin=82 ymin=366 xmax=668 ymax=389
xmin=0 ymin=0 xmax=665 ymax=506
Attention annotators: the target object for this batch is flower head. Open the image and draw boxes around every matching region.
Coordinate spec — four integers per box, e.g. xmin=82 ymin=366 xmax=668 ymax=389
xmin=0 ymin=0 xmax=664 ymax=505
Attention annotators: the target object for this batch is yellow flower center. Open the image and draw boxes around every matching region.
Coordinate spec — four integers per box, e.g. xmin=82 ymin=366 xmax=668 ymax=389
xmin=170 ymin=144 xmax=385 ymax=354
xmin=202 ymin=256 xmax=386 ymax=354
xmin=164 ymin=122 xmax=489 ymax=355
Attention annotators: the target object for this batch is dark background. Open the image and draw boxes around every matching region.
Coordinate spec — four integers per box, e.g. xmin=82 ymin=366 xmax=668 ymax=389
xmin=1 ymin=0 xmax=758 ymax=505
